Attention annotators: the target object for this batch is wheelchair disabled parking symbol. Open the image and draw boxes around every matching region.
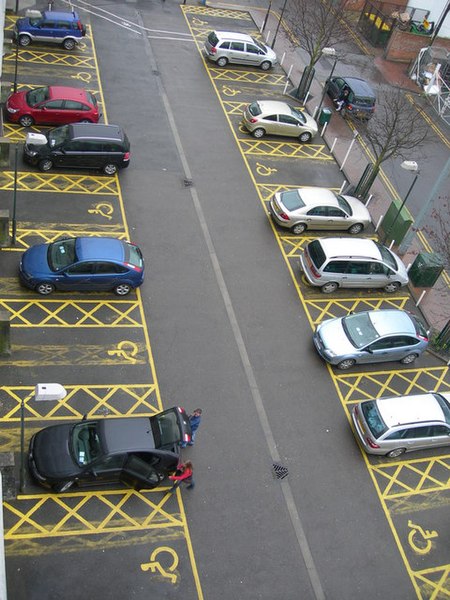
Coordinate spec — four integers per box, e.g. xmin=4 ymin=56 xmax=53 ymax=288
xmin=141 ymin=546 xmax=179 ymax=584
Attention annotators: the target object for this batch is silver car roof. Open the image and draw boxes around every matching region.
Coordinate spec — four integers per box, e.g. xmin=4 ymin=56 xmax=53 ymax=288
xmin=376 ymin=394 xmax=447 ymax=427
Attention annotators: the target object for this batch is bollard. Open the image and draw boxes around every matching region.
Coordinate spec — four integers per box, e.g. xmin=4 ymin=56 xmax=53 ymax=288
xmin=0 ymin=211 xmax=9 ymax=247
xmin=0 ymin=311 xmax=11 ymax=356
xmin=0 ymin=138 xmax=10 ymax=169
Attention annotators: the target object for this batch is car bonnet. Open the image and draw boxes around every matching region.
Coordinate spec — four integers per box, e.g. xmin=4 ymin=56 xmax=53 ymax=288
xmin=32 ymin=423 xmax=79 ymax=478
xmin=317 ymin=317 xmax=356 ymax=356
xmin=21 ymin=243 xmax=53 ymax=277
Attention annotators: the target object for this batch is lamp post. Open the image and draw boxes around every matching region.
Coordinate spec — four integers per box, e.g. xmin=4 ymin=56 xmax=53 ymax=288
xmin=382 ymin=160 xmax=419 ymax=245
xmin=315 ymin=47 xmax=337 ymax=117
xmin=271 ymin=0 xmax=288 ymax=49
xmin=20 ymin=383 xmax=67 ymax=493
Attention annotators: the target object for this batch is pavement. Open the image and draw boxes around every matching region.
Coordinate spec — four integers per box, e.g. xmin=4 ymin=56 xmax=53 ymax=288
xmin=219 ymin=3 xmax=450 ymax=341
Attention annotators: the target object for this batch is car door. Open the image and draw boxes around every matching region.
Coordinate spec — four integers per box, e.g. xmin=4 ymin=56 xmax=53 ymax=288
xmin=361 ymin=336 xmax=398 ymax=363
xmin=229 ymin=41 xmax=246 ymax=64
xmin=305 ymin=206 xmax=330 ymax=229
xmin=365 ymin=262 xmax=394 ymax=288
xmin=277 ymin=113 xmax=303 ymax=138
xmin=37 ymin=99 xmax=66 ymax=125
xmin=328 ymin=77 xmax=345 ymax=101
xmin=77 ymin=454 xmax=126 ymax=486
xmin=244 ymin=42 xmax=263 ymax=65
xmin=341 ymin=261 xmax=372 ymax=288
xmin=92 ymin=261 xmax=129 ymax=290
xmin=385 ymin=425 xmax=439 ymax=452
xmin=120 ymin=454 xmax=166 ymax=490
xmin=34 ymin=18 xmax=56 ymax=43
xmin=57 ymin=261 xmax=97 ymax=290
xmin=63 ymin=100 xmax=90 ymax=123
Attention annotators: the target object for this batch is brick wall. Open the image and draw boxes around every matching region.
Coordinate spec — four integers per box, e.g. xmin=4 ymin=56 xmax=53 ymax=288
xmin=385 ymin=28 xmax=450 ymax=62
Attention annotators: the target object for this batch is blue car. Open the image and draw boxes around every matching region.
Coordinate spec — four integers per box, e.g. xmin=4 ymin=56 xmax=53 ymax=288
xmin=14 ymin=10 xmax=86 ymax=51
xmin=19 ymin=237 xmax=144 ymax=296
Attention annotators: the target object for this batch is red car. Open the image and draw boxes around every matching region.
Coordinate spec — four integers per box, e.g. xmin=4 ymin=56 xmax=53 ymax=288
xmin=6 ymin=86 xmax=100 ymax=127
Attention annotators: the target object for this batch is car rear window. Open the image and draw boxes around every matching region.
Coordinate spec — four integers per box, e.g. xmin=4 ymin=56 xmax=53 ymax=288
xmin=280 ymin=190 xmax=305 ymax=211
xmin=354 ymin=95 xmax=375 ymax=107
xmin=124 ymin=242 xmax=143 ymax=268
xmin=361 ymin=401 xmax=388 ymax=439
xmin=307 ymin=240 xmax=326 ymax=269
xmin=248 ymin=101 xmax=262 ymax=117
xmin=151 ymin=411 xmax=180 ymax=447
xmin=207 ymin=31 xmax=219 ymax=46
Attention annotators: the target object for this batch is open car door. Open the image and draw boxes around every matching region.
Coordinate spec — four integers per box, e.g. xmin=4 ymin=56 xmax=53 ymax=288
xmin=120 ymin=454 xmax=165 ymax=491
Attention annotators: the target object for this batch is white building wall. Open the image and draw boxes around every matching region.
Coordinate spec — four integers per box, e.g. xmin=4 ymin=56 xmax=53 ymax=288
xmin=408 ymin=0 xmax=450 ymax=38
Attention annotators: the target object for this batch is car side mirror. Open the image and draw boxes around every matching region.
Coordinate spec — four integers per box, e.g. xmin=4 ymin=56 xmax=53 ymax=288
xmin=365 ymin=348 xmax=373 ymax=354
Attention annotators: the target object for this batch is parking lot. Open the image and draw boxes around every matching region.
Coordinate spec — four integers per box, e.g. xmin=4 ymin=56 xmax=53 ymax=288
xmin=0 ymin=2 xmax=449 ymax=599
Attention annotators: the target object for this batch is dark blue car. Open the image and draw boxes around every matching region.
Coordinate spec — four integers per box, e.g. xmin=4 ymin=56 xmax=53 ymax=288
xmin=19 ymin=237 xmax=144 ymax=296
xmin=14 ymin=10 xmax=86 ymax=50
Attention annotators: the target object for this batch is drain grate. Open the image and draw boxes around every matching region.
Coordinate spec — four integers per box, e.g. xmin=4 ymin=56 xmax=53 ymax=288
xmin=272 ymin=462 xmax=289 ymax=480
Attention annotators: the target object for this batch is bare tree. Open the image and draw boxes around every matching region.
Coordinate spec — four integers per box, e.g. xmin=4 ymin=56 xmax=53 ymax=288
xmin=423 ymin=197 xmax=450 ymax=268
xmin=285 ymin=0 xmax=350 ymax=69
xmin=356 ymin=86 xmax=429 ymax=198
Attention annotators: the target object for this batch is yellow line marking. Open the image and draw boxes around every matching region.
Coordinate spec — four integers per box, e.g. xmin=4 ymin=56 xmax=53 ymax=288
xmin=0 ymin=170 xmax=119 ymax=195
xmin=406 ymin=94 xmax=450 ymax=150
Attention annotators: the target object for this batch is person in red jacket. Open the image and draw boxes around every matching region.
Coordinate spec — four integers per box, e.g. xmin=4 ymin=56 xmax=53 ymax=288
xmin=168 ymin=461 xmax=194 ymax=493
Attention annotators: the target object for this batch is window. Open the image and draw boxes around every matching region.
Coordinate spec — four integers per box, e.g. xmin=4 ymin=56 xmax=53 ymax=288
xmin=348 ymin=262 xmax=370 ymax=275
xmin=230 ymin=42 xmax=245 ymax=51
xmin=368 ymin=338 xmax=394 ymax=351
xmin=385 ymin=428 xmax=410 ymax=440
xmin=323 ymin=261 xmax=348 ymax=274
xmin=95 ymin=262 xmax=119 ymax=274
xmin=389 ymin=336 xmax=419 ymax=347
xmin=307 ymin=206 xmax=328 ymax=217
xmin=64 ymin=100 xmax=85 ymax=110
xmin=368 ymin=262 xmax=385 ymax=275
xmin=246 ymin=44 xmax=260 ymax=54
xmin=66 ymin=262 xmax=95 ymax=275
xmin=218 ymin=41 xmax=230 ymax=49
xmin=263 ymin=114 xmax=278 ymax=122
xmin=327 ymin=207 xmax=346 ymax=218
xmin=42 ymin=100 xmax=65 ymax=110
xmin=429 ymin=425 xmax=450 ymax=437
xmin=279 ymin=115 xmax=299 ymax=125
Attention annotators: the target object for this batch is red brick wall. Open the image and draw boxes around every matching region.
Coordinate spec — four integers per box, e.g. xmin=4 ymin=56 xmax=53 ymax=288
xmin=385 ymin=28 xmax=450 ymax=62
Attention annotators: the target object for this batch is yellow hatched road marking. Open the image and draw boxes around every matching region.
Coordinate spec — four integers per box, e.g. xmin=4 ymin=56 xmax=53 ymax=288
xmin=370 ymin=456 xmax=450 ymax=499
xmin=4 ymin=489 xmax=183 ymax=539
xmin=182 ymin=5 xmax=251 ymax=19
xmin=211 ymin=69 xmax=286 ymax=85
xmin=3 ymin=49 xmax=95 ymax=68
xmin=304 ymin=296 xmax=410 ymax=325
xmin=5 ymin=228 xmax=127 ymax=251
xmin=240 ymin=139 xmax=332 ymax=159
xmin=0 ymin=298 xmax=142 ymax=327
xmin=0 ymin=384 xmax=159 ymax=421
xmin=412 ymin=566 xmax=450 ymax=600
xmin=0 ymin=171 xmax=119 ymax=195
xmin=257 ymin=183 xmax=340 ymax=200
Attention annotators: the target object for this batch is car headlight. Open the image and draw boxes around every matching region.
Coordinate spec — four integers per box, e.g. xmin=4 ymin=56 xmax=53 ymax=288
xmin=24 ymin=146 xmax=38 ymax=157
xmin=324 ymin=348 xmax=337 ymax=358
xmin=7 ymin=107 xmax=19 ymax=114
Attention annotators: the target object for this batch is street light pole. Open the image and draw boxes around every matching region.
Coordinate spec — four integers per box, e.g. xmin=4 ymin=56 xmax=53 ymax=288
xmin=382 ymin=160 xmax=419 ymax=245
xmin=271 ymin=0 xmax=288 ymax=49
xmin=315 ymin=48 xmax=337 ymax=116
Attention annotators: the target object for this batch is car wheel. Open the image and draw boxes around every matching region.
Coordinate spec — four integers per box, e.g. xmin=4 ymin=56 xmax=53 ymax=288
xmin=114 ymin=283 xmax=132 ymax=296
xmin=400 ymin=353 xmax=418 ymax=365
xmin=79 ymin=119 xmax=92 ymax=123
xmin=260 ymin=60 xmax=271 ymax=71
xmin=53 ymin=480 xmax=75 ymax=493
xmin=36 ymin=282 xmax=55 ymax=295
xmin=216 ymin=57 xmax=228 ymax=67
xmin=386 ymin=448 xmax=406 ymax=458
xmin=348 ymin=223 xmax=364 ymax=235
xmin=19 ymin=115 xmax=34 ymax=127
xmin=38 ymin=159 xmax=53 ymax=172
xmin=18 ymin=34 xmax=31 ymax=47
xmin=63 ymin=38 xmax=76 ymax=50
xmin=299 ymin=132 xmax=312 ymax=143
xmin=384 ymin=281 xmax=400 ymax=293
xmin=337 ymin=358 xmax=356 ymax=370
xmin=292 ymin=222 xmax=306 ymax=235
xmin=103 ymin=163 xmax=118 ymax=176
xmin=321 ymin=281 xmax=338 ymax=294
xmin=252 ymin=128 xmax=265 ymax=139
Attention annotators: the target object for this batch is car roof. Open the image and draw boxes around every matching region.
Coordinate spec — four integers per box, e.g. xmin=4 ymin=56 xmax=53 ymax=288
xmin=214 ymin=31 xmax=254 ymax=42
xmin=376 ymin=394 xmax=446 ymax=427
xmin=315 ymin=237 xmax=381 ymax=259
xmin=75 ymin=237 xmax=126 ymax=261
xmin=295 ymin=188 xmax=338 ymax=206
xmin=69 ymin=123 xmax=124 ymax=141
xmin=367 ymin=309 xmax=416 ymax=336
xmin=257 ymin=100 xmax=292 ymax=114
xmin=48 ymin=86 xmax=89 ymax=102
xmin=338 ymin=77 xmax=375 ymax=97
xmin=43 ymin=11 xmax=80 ymax=20
xmin=100 ymin=417 xmax=156 ymax=454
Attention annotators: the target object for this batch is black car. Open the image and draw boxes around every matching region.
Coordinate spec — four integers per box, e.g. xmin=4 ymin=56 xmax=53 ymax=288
xmin=23 ymin=123 xmax=130 ymax=175
xmin=29 ymin=407 xmax=192 ymax=492
xmin=326 ymin=76 xmax=376 ymax=120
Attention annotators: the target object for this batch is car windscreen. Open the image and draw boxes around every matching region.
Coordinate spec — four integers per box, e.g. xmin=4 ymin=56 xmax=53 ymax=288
xmin=376 ymin=243 xmax=397 ymax=271
xmin=280 ymin=190 xmax=305 ymax=211
xmin=47 ymin=238 xmax=77 ymax=271
xmin=26 ymin=87 xmax=50 ymax=106
xmin=86 ymin=91 xmax=97 ymax=107
xmin=151 ymin=410 xmax=181 ymax=448
xmin=361 ymin=401 xmax=387 ymax=439
xmin=71 ymin=421 xmax=102 ymax=466
xmin=412 ymin=315 xmax=429 ymax=339
xmin=48 ymin=124 xmax=70 ymax=148
xmin=434 ymin=394 xmax=450 ymax=424
xmin=251 ymin=37 xmax=266 ymax=52
xmin=337 ymin=195 xmax=352 ymax=215
xmin=307 ymin=240 xmax=326 ymax=269
xmin=290 ymin=106 xmax=306 ymax=124
xmin=342 ymin=312 xmax=379 ymax=349
xmin=124 ymin=242 xmax=143 ymax=268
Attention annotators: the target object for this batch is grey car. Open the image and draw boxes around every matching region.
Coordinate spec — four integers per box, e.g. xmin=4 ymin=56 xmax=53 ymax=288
xmin=352 ymin=392 xmax=450 ymax=458
xmin=313 ymin=309 xmax=429 ymax=370
xmin=203 ymin=31 xmax=277 ymax=70
xmin=268 ymin=187 xmax=371 ymax=235
xmin=242 ymin=100 xmax=318 ymax=143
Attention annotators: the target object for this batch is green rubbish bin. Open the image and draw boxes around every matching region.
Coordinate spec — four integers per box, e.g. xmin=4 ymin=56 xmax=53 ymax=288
xmin=409 ymin=252 xmax=444 ymax=288
xmin=318 ymin=108 xmax=332 ymax=126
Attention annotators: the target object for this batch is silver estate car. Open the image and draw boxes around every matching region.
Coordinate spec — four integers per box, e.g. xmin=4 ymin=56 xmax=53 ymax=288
xmin=268 ymin=187 xmax=371 ymax=235
xmin=299 ymin=237 xmax=409 ymax=294
xmin=203 ymin=31 xmax=277 ymax=71
xmin=352 ymin=392 xmax=450 ymax=458
xmin=242 ymin=101 xmax=318 ymax=143
xmin=313 ymin=309 xmax=429 ymax=370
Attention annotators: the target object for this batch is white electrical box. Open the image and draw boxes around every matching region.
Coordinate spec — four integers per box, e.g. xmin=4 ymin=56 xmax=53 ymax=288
xmin=35 ymin=383 xmax=67 ymax=402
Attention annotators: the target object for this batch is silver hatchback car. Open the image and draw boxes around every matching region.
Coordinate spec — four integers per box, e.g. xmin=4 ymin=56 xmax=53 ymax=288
xmin=203 ymin=31 xmax=277 ymax=70
xmin=352 ymin=392 xmax=450 ymax=458
xmin=242 ymin=100 xmax=318 ymax=143
xmin=269 ymin=187 xmax=371 ymax=235
xmin=299 ymin=237 xmax=409 ymax=294
xmin=313 ymin=309 xmax=429 ymax=369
